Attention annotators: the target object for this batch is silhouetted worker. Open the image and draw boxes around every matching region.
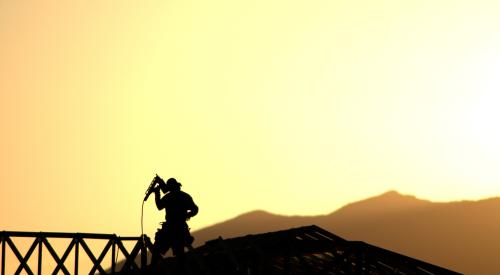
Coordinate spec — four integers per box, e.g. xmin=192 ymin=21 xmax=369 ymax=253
xmin=151 ymin=177 xmax=198 ymax=268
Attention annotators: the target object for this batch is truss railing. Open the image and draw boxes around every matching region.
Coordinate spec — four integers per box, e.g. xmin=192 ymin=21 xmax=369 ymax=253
xmin=0 ymin=231 xmax=153 ymax=275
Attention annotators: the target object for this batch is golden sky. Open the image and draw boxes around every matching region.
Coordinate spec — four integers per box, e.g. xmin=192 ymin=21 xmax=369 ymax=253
xmin=2 ymin=0 xmax=500 ymax=237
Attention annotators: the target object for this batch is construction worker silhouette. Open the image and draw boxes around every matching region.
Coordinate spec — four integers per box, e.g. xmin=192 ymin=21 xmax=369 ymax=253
xmin=151 ymin=177 xmax=198 ymax=266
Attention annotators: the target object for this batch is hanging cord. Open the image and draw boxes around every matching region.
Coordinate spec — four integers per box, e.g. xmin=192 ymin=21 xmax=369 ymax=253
xmin=142 ymin=176 xmax=157 ymax=246
xmin=141 ymin=199 xmax=146 ymax=244
xmin=114 ymin=239 xmax=120 ymax=270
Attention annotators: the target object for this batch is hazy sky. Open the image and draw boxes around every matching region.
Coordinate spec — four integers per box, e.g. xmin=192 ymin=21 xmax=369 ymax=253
xmin=2 ymin=0 xmax=500 ymax=237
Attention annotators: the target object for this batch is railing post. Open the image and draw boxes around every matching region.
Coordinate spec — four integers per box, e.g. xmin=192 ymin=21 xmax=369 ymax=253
xmin=111 ymin=237 xmax=116 ymax=275
xmin=37 ymin=236 xmax=42 ymax=275
xmin=75 ymin=237 xmax=79 ymax=275
xmin=1 ymin=232 xmax=5 ymax=275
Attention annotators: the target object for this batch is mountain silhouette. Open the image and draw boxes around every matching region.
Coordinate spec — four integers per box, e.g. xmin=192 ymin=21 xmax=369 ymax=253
xmin=192 ymin=191 xmax=500 ymax=274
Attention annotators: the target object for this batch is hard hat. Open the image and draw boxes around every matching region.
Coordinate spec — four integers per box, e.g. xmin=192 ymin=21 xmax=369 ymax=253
xmin=166 ymin=177 xmax=182 ymax=188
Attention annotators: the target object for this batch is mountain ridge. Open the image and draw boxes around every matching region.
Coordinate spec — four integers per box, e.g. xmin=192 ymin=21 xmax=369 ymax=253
xmin=192 ymin=190 xmax=500 ymax=274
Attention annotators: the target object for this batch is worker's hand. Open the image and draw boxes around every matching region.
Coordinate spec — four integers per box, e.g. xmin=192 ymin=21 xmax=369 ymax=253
xmin=186 ymin=212 xmax=194 ymax=221
xmin=153 ymin=174 xmax=165 ymax=185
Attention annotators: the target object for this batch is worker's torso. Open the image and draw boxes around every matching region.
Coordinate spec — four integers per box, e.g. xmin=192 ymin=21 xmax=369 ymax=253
xmin=162 ymin=191 xmax=192 ymax=222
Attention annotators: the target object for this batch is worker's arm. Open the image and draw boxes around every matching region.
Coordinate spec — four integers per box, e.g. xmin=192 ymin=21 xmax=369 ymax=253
xmin=155 ymin=189 xmax=165 ymax=210
xmin=186 ymin=196 xmax=198 ymax=219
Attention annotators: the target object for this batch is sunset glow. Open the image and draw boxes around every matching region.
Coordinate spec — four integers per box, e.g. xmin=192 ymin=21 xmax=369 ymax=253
xmin=2 ymin=0 xmax=500 ymax=241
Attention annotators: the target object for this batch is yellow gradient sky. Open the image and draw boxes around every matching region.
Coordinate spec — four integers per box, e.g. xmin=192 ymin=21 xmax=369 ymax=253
xmin=2 ymin=0 xmax=500 ymax=237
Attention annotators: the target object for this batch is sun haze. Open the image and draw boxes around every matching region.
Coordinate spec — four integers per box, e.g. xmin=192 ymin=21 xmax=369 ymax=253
xmin=1 ymin=0 xmax=500 ymax=237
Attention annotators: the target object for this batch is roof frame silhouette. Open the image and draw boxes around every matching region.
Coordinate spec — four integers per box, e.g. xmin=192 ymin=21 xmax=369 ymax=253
xmin=158 ymin=225 xmax=462 ymax=275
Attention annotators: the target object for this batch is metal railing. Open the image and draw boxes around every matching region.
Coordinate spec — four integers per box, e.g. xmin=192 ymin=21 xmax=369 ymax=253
xmin=0 ymin=231 xmax=153 ymax=275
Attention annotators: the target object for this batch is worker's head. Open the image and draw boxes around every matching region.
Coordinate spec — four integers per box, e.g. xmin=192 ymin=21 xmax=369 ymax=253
xmin=164 ymin=177 xmax=182 ymax=192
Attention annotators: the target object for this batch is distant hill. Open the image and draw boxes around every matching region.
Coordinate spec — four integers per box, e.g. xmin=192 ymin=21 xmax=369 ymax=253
xmin=192 ymin=191 xmax=500 ymax=275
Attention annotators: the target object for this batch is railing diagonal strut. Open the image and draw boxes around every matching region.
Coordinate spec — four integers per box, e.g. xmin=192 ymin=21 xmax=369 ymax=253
xmin=116 ymin=239 xmax=138 ymax=271
xmin=41 ymin=237 xmax=71 ymax=275
xmin=89 ymin=239 xmax=113 ymax=274
xmin=78 ymin=238 xmax=107 ymax=274
xmin=5 ymin=236 xmax=34 ymax=275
